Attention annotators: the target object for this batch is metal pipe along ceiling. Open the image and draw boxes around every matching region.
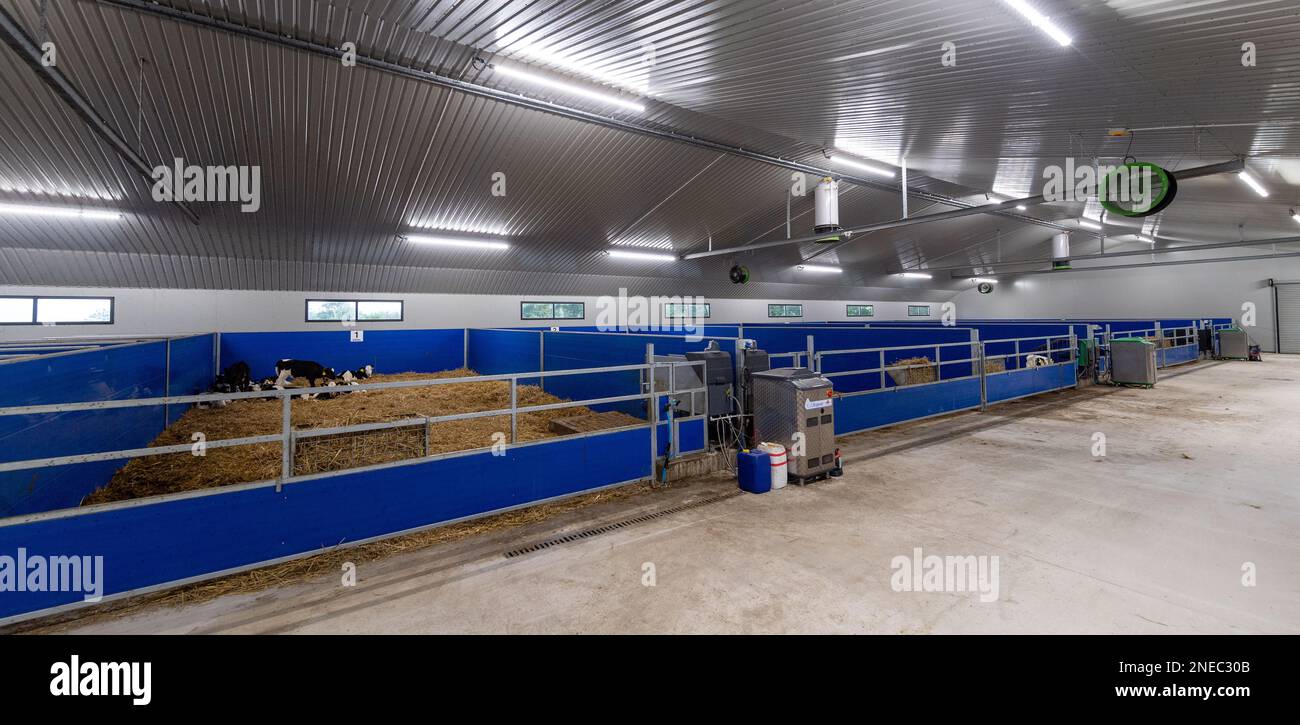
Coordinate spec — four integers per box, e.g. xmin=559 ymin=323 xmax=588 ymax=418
xmin=954 ymin=249 xmax=1300 ymax=277
xmin=938 ymin=235 xmax=1300 ymax=276
xmin=681 ymin=159 xmax=1246 ymax=261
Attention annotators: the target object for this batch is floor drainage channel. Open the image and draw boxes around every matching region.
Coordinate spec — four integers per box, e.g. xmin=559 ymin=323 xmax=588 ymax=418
xmin=503 ymin=490 xmax=742 ymax=559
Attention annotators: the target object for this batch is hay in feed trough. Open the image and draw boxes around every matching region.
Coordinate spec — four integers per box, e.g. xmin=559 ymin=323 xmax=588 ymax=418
xmin=84 ymin=369 xmax=643 ymax=505
xmin=887 ymin=356 xmax=937 ymax=386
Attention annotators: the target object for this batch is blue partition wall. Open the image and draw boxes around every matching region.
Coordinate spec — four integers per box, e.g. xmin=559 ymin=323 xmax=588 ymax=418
xmin=986 ymin=363 xmax=1076 ymax=403
xmin=165 ymin=334 xmax=216 ymax=425
xmin=220 ymin=329 xmax=466 ymax=378
xmin=0 ymin=342 xmax=170 ymax=517
xmin=835 ymin=379 xmax=983 ymax=434
xmin=0 ymin=426 xmax=652 ymax=622
xmin=467 ymin=329 xmax=541 ymax=375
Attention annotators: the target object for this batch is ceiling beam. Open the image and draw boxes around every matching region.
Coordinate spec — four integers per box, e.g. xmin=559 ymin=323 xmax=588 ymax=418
xmin=682 ymin=159 xmax=1246 ymax=261
xmin=940 ymin=234 xmax=1300 ymax=275
xmin=0 ymin=4 xmax=200 ymax=224
xmin=953 ymin=249 xmax=1300 ymax=277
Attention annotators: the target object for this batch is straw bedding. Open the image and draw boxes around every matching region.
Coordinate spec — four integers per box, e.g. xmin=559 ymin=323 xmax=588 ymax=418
xmin=83 ymin=369 xmax=643 ymax=505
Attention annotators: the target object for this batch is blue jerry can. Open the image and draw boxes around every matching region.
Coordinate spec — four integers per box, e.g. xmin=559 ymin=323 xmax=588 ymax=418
xmin=737 ymin=449 xmax=772 ymax=494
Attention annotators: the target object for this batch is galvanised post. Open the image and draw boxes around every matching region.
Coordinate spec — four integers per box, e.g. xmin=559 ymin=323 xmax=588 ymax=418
xmin=510 ymin=377 xmax=518 ymax=444
xmin=279 ymin=393 xmax=292 ymax=492
xmin=164 ymin=338 xmax=172 ymax=427
xmin=647 ymin=343 xmax=657 ymax=478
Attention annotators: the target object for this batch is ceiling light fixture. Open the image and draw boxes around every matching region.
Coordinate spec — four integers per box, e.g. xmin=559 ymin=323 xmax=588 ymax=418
xmin=606 ymin=249 xmax=676 ymax=262
xmin=404 ymin=234 xmax=510 ymax=250
xmin=970 ymin=277 xmax=998 ymax=284
xmin=493 ymin=63 xmax=645 ymax=112
xmin=832 ymin=155 xmax=896 ymax=179
xmin=1078 ymin=219 xmax=1102 ymax=230
xmin=1001 ymin=0 xmax=1073 ymax=46
xmin=509 ymin=44 xmax=650 ymax=94
xmin=896 ymin=272 xmax=933 ymax=279
xmin=0 ymin=202 xmax=122 ymax=221
xmin=1238 ymin=170 xmax=1270 ymax=198
xmin=797 ymin=264 xmax=842 ymax=273
xmin=1136 ymin=235 xmax=1156 ymax=244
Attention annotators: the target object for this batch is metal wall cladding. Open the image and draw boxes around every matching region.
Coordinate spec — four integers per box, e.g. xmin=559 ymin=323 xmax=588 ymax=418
xmin=1 ymin=0 xmax=1298 ymax=293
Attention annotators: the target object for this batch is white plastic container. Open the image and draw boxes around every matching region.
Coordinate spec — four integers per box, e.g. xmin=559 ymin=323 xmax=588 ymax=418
xmin=757 ymin=442 xmax=787 ymax=490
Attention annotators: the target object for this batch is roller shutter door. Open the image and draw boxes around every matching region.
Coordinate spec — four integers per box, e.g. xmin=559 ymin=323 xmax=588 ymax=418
xmin=1278 ymin=283 xmax=1300 ymax=353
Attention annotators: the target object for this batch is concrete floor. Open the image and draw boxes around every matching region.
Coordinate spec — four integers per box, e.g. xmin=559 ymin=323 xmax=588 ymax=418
xmin=56 ymin=357 xmax=1300 ymax=634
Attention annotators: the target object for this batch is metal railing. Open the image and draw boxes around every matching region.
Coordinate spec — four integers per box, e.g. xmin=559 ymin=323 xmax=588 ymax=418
xmin=815 ymin=333 xmax=1078 ymax=406
xmin=1091 ymin=325 xmax=1200 ymax=369
xmin=816 ymin=340 xmax=982 ymax=390
xmin=0 ymin=358 xmax=707 ymax=493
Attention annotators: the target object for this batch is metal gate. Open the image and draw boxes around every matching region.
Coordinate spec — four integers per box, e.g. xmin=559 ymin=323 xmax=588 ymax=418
xmin=1277 ymin=282 xmax=1300 ymax=353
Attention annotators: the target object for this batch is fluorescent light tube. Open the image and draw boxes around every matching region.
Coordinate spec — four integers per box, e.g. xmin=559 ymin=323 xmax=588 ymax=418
xmin=0 ymin=202 xmax=122 ymax=221
xmin=1001 ymin=0 xmax=1073 ymax=46
xmin=797 ymin=264 xmax=842 ymax=273
xmin=606 ymin=249 xmax=676 ymax=262
xmin=1078 ymin=219 xmax=1101 ymax=230
xmin=1016 ymin=205 xmax=1028 ymax=211
xmin=970 ymin=277 xmax=998 ymax=284
xmin=510 ymin=44 xmax=650 ymax=93
xmin=494 ymin=64 xmax=645 ymax=112
xmin=833 ymin=155 xmax=896 ymax=179
xmin=1238 ymin=170 xmax=1269 ymax=198
xmin=405 ymin=234 xmax=510 ymax=250
xmin=896 ymin=272 xmax=933 ymax=279
xmin=1137 ymin=235 xmax=1156 ymax=244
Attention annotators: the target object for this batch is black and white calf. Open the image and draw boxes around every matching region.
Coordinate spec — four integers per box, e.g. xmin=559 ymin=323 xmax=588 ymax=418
xmin=223 ymin=361 xmax=252 ymax=390
xmin=340 ymin=365 xmax=374 ymax=382
xmin=274 ymin=359 xmax=337 ymax=389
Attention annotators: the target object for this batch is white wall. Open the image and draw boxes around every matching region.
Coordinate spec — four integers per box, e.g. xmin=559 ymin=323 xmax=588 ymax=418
xmin=0 ymin=286 xmax=945 ymax=341
xmin=953 ymin=258 xmax=1292 ymax=351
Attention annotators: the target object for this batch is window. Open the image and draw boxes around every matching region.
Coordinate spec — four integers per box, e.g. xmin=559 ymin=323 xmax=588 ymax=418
xmin=306 ymin=299 xmax=403 ymax=322
xmin=908 ymin=305 xmax=931 ymax=317
xmin=0 ymin=297 xmax=33 ymax=324
xmin=521 ymin=301 xmax=585 ymax=320
xmin=768 ymin=304 xmax=803 ymax=318
xmin=357 ymin=300 xmax=403 ymax=321
xmin=663 ymin=303 xmax=711 ymax=319
xmin=0 ymin=296 xmax=114 ymax=325
xmin=847 ymin=304 xmax=874 ymax=318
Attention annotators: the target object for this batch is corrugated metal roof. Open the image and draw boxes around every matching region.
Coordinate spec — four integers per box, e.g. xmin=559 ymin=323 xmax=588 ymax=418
xmin=0 ymin=0 xmax=1296 ymax=294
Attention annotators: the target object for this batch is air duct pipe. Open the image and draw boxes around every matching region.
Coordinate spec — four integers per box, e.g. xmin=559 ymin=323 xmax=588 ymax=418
xmin=814 ymin=177 xmax=841 ymax=241
xmin=1052 ymin=232 xmax=1071 ymax=270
